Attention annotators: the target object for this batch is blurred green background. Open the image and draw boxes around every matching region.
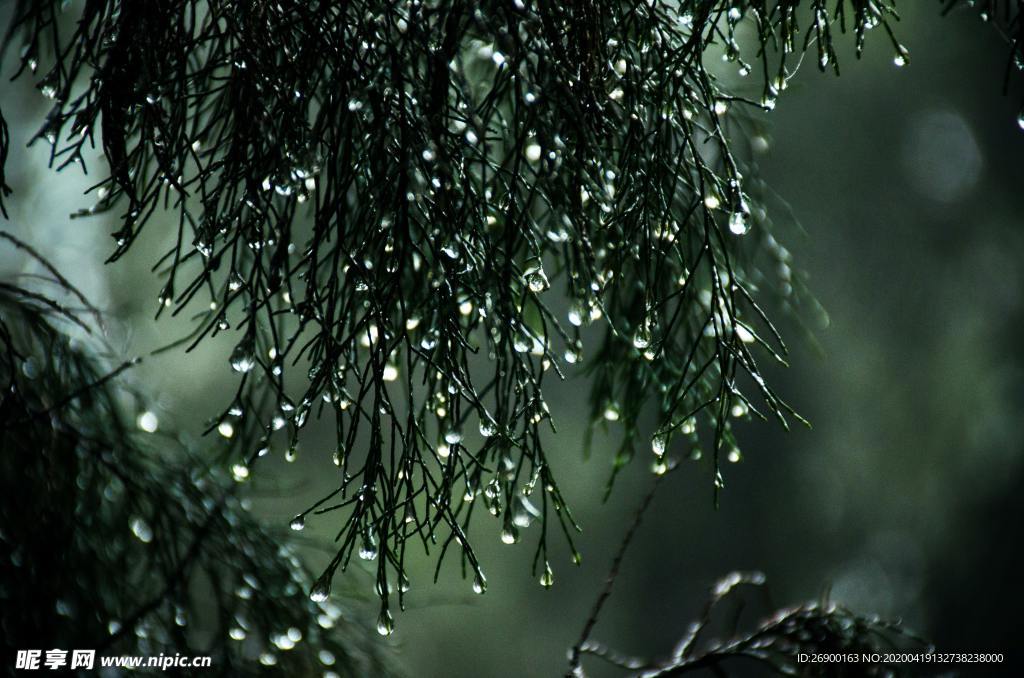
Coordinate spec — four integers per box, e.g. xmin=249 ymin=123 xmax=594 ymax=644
xmin=2 ymin=4 xmax=1023 ymax=676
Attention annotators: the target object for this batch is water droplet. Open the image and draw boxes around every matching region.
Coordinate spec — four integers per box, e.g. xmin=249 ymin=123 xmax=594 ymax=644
xmin=516 ymin=333 xmax=532 ymax=356
xmin=309 ymin=579 xmax=331 ymax=603
xmin=632 ymin=325 xmax=652 ymax=350
xmin=479 ymin=419 xmax=496 ymax=437
xmin=358 ymin=532 xmax=379 ymax=560
xmin=524 ymin=266 xmax=549 ymax=293
xmin=130 ymin=517 xmax=153 ymax=543
xmin=376 ymin=610 xmax=394 ymax=636
xmin=511 ymin=496 xmax=540 ymax=528
xmin=136 ymin=410 xmax=159 ymax=433
xmin=603 ymin=403 xmax=621 ymax=422
xmin=272 ymin=633 xmax=295 ymax=651
xmin=289 ymin=516 xmax=305 ymax=531
xmin=229 ymin=627 xmax=246 ymax=641
xmin=218 ymin=421 xmax=235 ymax=439
xmin=229 ymin=337 xmax=256 ymax=373
xmin=735 ymin=323 xmax=755 ymax=344
xmin=360 ymin=324 xmax=379 ymax=347
xmin=231 ymin=464 xmax=249 ymax=482
xmin=652 ymin=433 xmax=667 ymax=457
xmin=727 ymin=448 xmax=742 ymax=463
xmin=525 ymin=143 xmax=542 ymax=162
xmin=319 ymin=650 xmax=336 ymax=666
xmin=472 ymin=571 xmax=487 ymax=594
xmin=500 ymin=524 xmax=520 ymax=545
xmin=441 ymin=240 xmax=460 ymax=259
xmin=728 ymin=211 xmax=749 ymax=235
xmin=567 ymin=300 xmax=586 ymax=327
xmin=539 ymin=562 xmax=554 ymax=588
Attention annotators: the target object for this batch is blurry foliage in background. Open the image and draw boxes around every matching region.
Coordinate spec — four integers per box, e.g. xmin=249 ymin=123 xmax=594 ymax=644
xmin=0 ymin=233 xmax=394 ymax=675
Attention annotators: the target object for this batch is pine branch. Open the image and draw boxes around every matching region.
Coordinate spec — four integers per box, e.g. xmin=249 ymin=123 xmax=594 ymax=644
xmin=574 ymin=569 xmax=928 ymax=677
xmin=1 ymin=0 xmax=1019 ymax=626
xmin=0 ymin=234 xmax=397 ymax=675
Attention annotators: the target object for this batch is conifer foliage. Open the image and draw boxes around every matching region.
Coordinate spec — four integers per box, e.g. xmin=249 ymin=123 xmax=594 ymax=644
xmin=0 ymin=233 xmax=395 ymax=674
xmin=572 ymin=571 xmax=925 ymax=676
xmin=1 ymin=0 xmax=1021 ymax=634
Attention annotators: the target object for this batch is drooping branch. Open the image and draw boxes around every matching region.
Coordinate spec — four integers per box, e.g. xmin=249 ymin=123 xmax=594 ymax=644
xmin=1 ymin=0 xmax=1020 ymax=627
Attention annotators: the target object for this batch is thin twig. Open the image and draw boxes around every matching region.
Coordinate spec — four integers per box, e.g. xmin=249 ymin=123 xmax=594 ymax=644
xmin=568 ymin=475 xmax=663 ymax=676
